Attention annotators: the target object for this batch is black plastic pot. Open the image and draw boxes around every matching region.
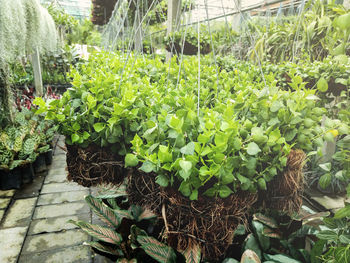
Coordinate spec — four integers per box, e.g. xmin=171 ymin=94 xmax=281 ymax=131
xmin=45 ymin=150 xmax=53 ymax=165
xmin=33 ymin=154 xmax=47 ymax=175
xmin=21 ymin=163 xmax=34 ymax=184
xmin=0 ymin=168 xmax=22 ymax=190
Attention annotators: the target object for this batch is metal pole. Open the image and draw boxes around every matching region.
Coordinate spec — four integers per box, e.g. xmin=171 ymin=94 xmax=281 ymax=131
xmin=32 ymin=47 xmax=44 ymax=97
xmin=166 ymin=0 xmax=182 ymax=59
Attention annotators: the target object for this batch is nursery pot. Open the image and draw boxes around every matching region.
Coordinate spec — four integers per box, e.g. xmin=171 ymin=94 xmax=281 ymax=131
xmin=21 ymin=163 xmax=34 ymax=184
xmin=0 ymin=168 xmax=22 ymax=190
xmin=33 ymin=154 xmax=47 ymax=175
xmin=44 ymin=149 xmax=53 ymax=166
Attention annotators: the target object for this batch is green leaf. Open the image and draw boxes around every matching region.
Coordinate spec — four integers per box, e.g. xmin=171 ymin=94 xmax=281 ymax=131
xmin=85 ymin=195 xmax=121 ymax=228
xmin=335 ymin=13 xmax=350 ymax=30
xmin=137 ymin=235 xmax=177 ymax=263
xmin=271 ymin=101 xmax=283 ymax=112
xmin=316 ymin=230 xmax=338 ymax=241
xmin=156 ymin=174 xmax=169 ymax=187
xmin=125 ymin=154 xmax=139 ymax=167
xmin=319 ymin=173 xmax=332 ymax=189
xmin=180 ymin=160 xmax=192 ymax=172
xmin=93 ymin=123 xmax=105 ymax=132
xmin=334 ymin=205 xmax=350 ymax=219
xmin=252 ymin=221 xmax=270 ymax=251
xmin=69 ymin=220 xmax=122 ymax=245
xmin=243 ymin=234 xmax=262 ymax=259
xmin=140 ymin=161 xmax=155 ymax=173
xmin=71 ymin=133 xmax=80 ymax=143
xmin=339 ymin=234 xmax=350 ymax=244
xmin=221 ymin=259 xmax=239 ymax=263
xmin=319 ymin=162 xmax=331 ymax=172
xmin=72 ymin=122 xmax=81 ymax=131
xmin=189 ymin=189 xmax=198 ymax=201
xmin=158 ymin=145 xmax=172 ymax=163
xmin=257 ymin=178 xmax=267 ymax=190
xmin=82 ymin=131 xmax=90 ymax=140
xmin=247 ymin=142 xmax=261 ymax=155
xmin=180 ymin=142 xmax=195 ymax=155
xmin=310 ymin=240 xmax=326 ymax=263
xmin=219 ymin=185 xmax=233 ymax=198
xmin=317 ymin=77 xmax=328 ymax=92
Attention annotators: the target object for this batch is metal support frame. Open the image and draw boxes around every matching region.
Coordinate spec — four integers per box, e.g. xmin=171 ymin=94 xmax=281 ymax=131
xmin=32 ymin=47 xmax=44 ymax=97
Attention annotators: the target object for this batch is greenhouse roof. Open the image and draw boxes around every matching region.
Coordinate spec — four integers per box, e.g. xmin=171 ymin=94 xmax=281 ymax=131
xmin=40 ymin=0 xmax=92 ymax=19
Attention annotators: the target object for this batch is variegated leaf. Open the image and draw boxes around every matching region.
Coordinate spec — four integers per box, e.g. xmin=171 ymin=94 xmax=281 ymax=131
xmin=114 ymin=207 xmax=133 ymax=220
xmin=137 ymin=235 xmax=177 ymax=263
xmin=253 ymin=213 xmax=278 ymax=229
xmin=182 ymin=239 xmax=201 ymax=263
xmin=85 ymin=195 xmax=121 ymax=228
xmin=69 ymin=220 xmax=122 ymax=245
xmin=138 ymin=208 xmax=157 ymax=221
xmin=84 ymin=241 xmax=123 ymax=256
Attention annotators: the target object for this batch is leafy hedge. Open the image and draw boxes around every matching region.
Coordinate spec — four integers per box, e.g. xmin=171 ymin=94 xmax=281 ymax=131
xmin=36 ymin=51 xmax=348 ymax=199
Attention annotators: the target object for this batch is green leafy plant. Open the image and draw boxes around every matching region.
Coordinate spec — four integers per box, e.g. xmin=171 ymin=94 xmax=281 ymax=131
xmin=0 ymin=108 xmax=57 ymax=170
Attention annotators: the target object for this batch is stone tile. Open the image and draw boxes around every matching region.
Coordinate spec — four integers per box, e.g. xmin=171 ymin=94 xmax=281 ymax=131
xmin=0 ymin=226 xmax=28 ymax=263
xmin=33 ymin=202 xmax=90 ymax=219
xmin=0 ymin=198 xmax=11 ymax=209
xmin=19 ymin=245 xmax=91 ymax=263
xmin=2 ymin=198 xmax=37 ymax=228
xmin=44 ymin=169 xmax=68 ymax=184
xmin=22 ymin=229 xmax=89 ymax=254
xmin=28 ymin=213 xmax=91 ymax=235
xmin=37 ymin=190 xmax=89 ymax=206
xmin=14 ymin=175 xmax=45 ymax=199
xmin=311 ymin=195 xmax=345 ymax=210
xmin=93 ymin=253 xmax=114 ymax=263
xmin=0 ymin=189 xmax=15 ymax=197
xmin=50 ymin=159 xmax=67 ymax=170
xmin=41 ymin=182 xmax=87 ymax=194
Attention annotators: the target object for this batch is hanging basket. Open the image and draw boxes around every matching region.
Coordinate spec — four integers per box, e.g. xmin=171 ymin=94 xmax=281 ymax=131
xmin=166 ymin=41 xmax=211 ymax=56
xmin=126 ymin=149 xmax=306 ymax=259
xmin=65 ymin=144 xmax=127 ymax=187
xmin=127 ymin=169 xmax=257 ymax=260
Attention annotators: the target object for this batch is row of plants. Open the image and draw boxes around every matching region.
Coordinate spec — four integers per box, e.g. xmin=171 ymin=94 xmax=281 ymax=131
xmin=215 ymin=54 xmax=350 ymax=194
xmin=10 ymin=44 xmax=81 ymax=87
xmin=0 ymin=108 xmax=58 ymax=189
xmin=36 ymin=50 xmax=349 ymax=199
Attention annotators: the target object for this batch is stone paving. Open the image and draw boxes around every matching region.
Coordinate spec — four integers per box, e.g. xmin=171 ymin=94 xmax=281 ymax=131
xmin=0 ymin=137 xmax=111 ymax=263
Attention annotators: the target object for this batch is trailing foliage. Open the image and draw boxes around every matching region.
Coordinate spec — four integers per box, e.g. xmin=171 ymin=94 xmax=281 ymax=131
xmin=0 ymin=0 xmax=58 ymax=70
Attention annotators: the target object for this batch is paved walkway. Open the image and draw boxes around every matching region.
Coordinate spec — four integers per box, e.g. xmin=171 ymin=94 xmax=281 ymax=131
xmin=0 ymin=137 xmax=110 ymax=263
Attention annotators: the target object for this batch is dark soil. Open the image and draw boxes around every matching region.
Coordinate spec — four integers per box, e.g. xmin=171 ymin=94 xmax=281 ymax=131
xmin=66 ymin=144 xmax=127 ymax=187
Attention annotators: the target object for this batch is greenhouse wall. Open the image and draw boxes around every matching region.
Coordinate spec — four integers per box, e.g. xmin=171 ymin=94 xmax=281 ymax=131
xmin=40 ymin=0 xmax=91 ymax=19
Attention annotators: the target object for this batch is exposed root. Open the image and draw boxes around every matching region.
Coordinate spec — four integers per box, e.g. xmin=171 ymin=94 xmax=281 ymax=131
xmin=127 ymin=170 xmax=257 ymax=260
xmin=259 ymin=149 xmax=306 ymax=214
xmin=66 ymin=144 xmax=127 ymax=187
